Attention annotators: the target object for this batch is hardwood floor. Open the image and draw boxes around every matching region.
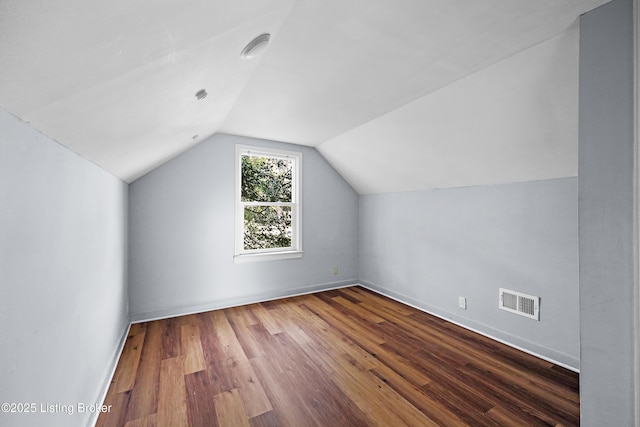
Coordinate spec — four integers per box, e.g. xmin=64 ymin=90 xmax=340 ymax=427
xmin=97 ymin=286 xmax=579 ymax=426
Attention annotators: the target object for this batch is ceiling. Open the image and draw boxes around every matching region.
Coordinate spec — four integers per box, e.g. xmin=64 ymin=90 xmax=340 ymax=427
xmin=0 ymin=0 xmax=610 ymax=189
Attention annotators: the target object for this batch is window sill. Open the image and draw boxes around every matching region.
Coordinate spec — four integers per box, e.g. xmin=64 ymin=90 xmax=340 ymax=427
xmin=234 ymin=250 xmax=303 ymax=264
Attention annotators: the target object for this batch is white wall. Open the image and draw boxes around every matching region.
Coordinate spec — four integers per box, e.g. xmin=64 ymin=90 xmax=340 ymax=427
xmin=578 ymin=0 xmax=636 ymax=424
xmin=128 ymin=133 xmax=359 ymax=321
xmin=0 ymin=109 xmax=129 ymax=427
xmin=349 ymin=14 xmax=583 ymax=371
xmin=359 ymin=178 xmax=579 ymax=369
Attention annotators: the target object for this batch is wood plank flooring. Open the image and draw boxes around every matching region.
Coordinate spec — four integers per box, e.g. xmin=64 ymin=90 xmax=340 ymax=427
xmin=97 ymin=286 xmax=579 ymax=426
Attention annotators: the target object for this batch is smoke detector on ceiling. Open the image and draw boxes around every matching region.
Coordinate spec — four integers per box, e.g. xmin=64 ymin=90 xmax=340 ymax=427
xmin=241 ymin=33 xmax=271 ymax=59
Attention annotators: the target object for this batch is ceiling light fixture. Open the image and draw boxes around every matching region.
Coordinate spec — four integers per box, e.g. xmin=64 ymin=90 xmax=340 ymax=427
xmin=195 ymin=89 xmax=207 ymax=100
xmin=241 ymin=33 xmax=271 ymax=59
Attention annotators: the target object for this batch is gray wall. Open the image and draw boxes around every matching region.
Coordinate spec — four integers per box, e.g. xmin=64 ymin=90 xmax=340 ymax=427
xmin=578 ymin=0 xmax=636 ymax=424
xmin=128 ymin=133 xmax=359 ymax=321
xmin=0 ymin=109 xmax=129 ymax=427
xmin=359 ymin=178 xmax=579 ymax=369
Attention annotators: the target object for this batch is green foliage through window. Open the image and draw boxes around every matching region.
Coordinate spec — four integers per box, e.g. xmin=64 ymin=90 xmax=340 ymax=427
xmin=243 ymin=206 xmax=292 ymax=250
xmin=241 ymin=154 xmax=294 ymax=250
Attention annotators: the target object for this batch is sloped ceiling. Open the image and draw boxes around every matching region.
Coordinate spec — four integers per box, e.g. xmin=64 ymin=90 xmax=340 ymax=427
xmin=0 ymin=0 xmax=609 ymax=189
xmin=319 ymin=25 xmax=581 ymax=193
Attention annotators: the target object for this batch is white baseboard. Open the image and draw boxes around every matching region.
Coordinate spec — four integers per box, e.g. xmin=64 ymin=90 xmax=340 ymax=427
xmin=89 ymin=322 xmax=130 ymax=427
xmin=358 ymin=281 xmax=580 ymax=372
xmin=130 ymin=280 xmax=358 ymax=324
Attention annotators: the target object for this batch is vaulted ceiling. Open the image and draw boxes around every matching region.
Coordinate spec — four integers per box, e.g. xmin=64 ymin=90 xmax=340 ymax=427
xmin=0 ymin=0 xmax=610 ymax=191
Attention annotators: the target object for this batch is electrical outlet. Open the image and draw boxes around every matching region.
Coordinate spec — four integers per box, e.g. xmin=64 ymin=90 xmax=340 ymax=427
xmin=333 ymin=266 xmax=339 ymax=275
xmin=458 ymin=296 xmax=467 ymax=310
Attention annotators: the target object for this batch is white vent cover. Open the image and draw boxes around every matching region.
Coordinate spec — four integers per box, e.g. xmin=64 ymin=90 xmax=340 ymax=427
xmin=499 ymin=288 xmax=539 ymax=320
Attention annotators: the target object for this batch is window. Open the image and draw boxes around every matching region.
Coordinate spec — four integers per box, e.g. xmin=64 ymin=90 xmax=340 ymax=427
xmin=234 ymin=145 xmax=302 ymax=262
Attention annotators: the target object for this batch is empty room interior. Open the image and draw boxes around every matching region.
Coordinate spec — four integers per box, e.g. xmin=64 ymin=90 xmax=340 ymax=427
xmin=0 ymin=0 xmax=638 ymax=426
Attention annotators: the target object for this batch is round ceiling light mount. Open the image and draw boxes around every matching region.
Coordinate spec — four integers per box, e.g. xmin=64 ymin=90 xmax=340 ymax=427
xmin=241 ymin=33 xmax=271 ymax=59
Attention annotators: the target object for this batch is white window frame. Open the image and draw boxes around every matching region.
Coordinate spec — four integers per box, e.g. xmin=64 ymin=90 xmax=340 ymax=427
xmin=234 ymin=144 xmax=302 ymax=263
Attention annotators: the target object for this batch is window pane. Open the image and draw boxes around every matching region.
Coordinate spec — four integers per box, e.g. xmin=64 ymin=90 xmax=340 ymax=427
xmin=244 ymin=205 xmax=292 ymax=250
xmin=241 ymin=155 xmax=292 ymax=203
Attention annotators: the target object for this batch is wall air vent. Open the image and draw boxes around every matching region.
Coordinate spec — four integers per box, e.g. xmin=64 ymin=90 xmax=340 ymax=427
xmin=499 ymin=288 xmax=539 ymax=320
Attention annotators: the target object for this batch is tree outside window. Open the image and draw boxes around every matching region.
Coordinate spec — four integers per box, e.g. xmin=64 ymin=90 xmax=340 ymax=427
xmin=235 ymin=145 xmax=301 ymax=260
